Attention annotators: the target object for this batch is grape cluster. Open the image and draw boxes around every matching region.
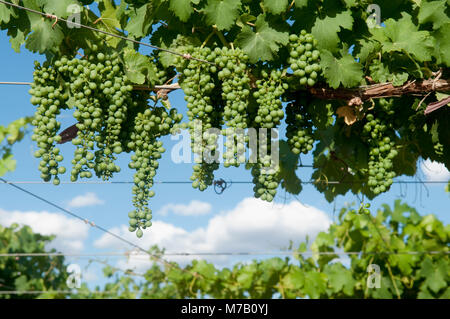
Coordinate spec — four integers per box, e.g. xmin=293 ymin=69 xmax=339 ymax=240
xmin=30 ymin=62 xmax=68 ymax=185
xmin=363 ymin=113 xmax=398 ymax=195
xmin=127 ymin=107 xmax=182 ymax=237
xmin=250 ymin=158 xmax=281 ymax=202
xmin=253 ymin=70 xmax=287 ymax=129
xmin=216 ymin=47 xmax=250 ymax=129
xmin=178 ymin=47 xmax=223 ymax=191
xmin=247 ymin=128 xmax=281 ymax=202
xmin=285 ymin=101 xmax=314 ymax=155
xmin=29 ymin=45 xmax=183 ymax=237
xmin=51 ymin=48 xmax=135 ymax=182
xmin=288 ymin=31 xmax=321 ymax=87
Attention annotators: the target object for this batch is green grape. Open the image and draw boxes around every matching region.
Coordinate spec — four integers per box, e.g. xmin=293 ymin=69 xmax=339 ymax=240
xmin=127 ymin=106 xmax=182 ymax=237
xmin=30 ymin=63 xmax=67 ymax=185
xmin=286 ymin=101 xmax=315 ymax=155
xmin=253 ymin=69 xmax=286 ymax=129
xmin=362 ymin=110 xmax=398 ymax=195
xmin=178 ymin=46 xmax=223 ymax=190
xmin=288 ymin=30 xmax=321 ymax=87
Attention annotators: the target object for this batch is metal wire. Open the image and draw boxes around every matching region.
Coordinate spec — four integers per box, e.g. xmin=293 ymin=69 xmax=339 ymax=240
xmin=0 ymin=251 xmax=448 ymax=257
xmin=0 ymin=177 xmax=178 ymax=270
xmin=0 ymin=180 xmax=447 ymax=185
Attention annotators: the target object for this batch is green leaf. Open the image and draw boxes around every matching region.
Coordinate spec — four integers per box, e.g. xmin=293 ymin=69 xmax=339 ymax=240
xmin=0 ymin=3 xmax=11 ymax=23
xmin=320 ymin=50 xmax=363 ymax=88
xmin=433 ymin=23 xmax=450 ymax=66
xmin=125 ymin=3 xmax=153 ymax=38
xmin=295 ymin=0 xmax=309 ymax=8
xmin=324 ymin=263 xmax=355 ymax=295
xmin=369 ymin=59 xmax=409 ymax=86
xmin=263 ymin=0 xmax=288 ymax=15
xmin=97 ymin=0 xmax=121 ymax=30
xmin=39 ymin=0 xmax=80 ymax=19
xmin=9 ymin=28 xmax=27 ymax=53
xmin=0 ymin=154 xmax=17 ymax=176
xmin=373 ymin=13 xmax=435 ymax=62
xmin=311 ymin=11 xmax=353 ymax=53
xmin=123 ymin=49 xmax=156 ymax=84
xmin=203 ymin=0 xmax=241 ymax=31
xmin=282 ymin=267 xmax=304 ymax=289
xmin=25 ymin=18 xmax=64 ymax=54
xmin=235 ymin=14 xmax=288 ymax=63
xmin=418 ymin=0 xmax=450 ymax=30
xmin=169 ymin=0 xmax=193 ymax=22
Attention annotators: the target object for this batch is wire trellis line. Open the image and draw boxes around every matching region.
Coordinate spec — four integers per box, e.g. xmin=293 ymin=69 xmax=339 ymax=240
xmin=0 ymin=81 xmax=32 ymax=85
xmin=0 ymin=177 xmax=179 ymax=270
xmin=0 ymin=290 xmax=119 ymax=295
xmin=0 ymin=0 xmax=214 ymax=65
xmin=0 ymin=251 xmax=448 ymax=258
xmin=0 ymin=180 xmax=448 ymax=185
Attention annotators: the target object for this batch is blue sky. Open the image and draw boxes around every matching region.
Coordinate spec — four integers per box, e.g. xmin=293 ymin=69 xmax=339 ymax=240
xmin=0 ymin=28 xmax=449 ymax=289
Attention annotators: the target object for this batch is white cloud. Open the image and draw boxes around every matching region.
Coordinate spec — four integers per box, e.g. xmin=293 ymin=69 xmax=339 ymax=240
xmin=68 ymin=192 xmax=104 ymax=208
xmin=94 ymin=198 xmax=331 ymax=270
xmin=421 ymin=159 xmax=450 ymax=182
xmin=158 ymin=200 xmax=212 ymax=216
xmin=0 ymin=208 xmax=90 ymax=253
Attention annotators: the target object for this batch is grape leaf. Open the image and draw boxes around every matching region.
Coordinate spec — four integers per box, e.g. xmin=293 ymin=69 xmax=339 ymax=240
xmin=235 ymin=14 xmax=288 ymax=63
xmin=433 ymin=23 xmax=450 ymax=66
xmin=123 ymin=49 xmax=156 ymax=84
xmin=263 ymin=0 xmax=288 ymax=15
xmin=311 ymin=11 xmax=353 ymax=53
xmin=336 ymin=106 xmax=357 ymax=125
xmin=125 ymin=3 xmax=153 ymax=38
xmin=8 ymin=27 xmax=27 ymax=53
xmin=369 ymin=60 xmax=409 ymax=86
xmin=169 ymin=0 xmax=193 ymax=22
xmin=203 ymin=0 xmax=241 ymax=31
xmin=0 ymin=154 xmax=16 ymax=177
xmin=320 ymin=50 xmax=364 ymax=88
xmin=356 ymin=39 xmax=380 ymax=64
xmin=38 ymin=0 xmax=80 ymax=19
xmin=418 ymin=0 xmax=450 ymax=30
xmin=324 ymin=263 xmax=356 ymax=295
xmin=372 ymin=13 xmax=435 ymax=62
xmin=25 ymin=18 xmax=64 ymax=54
xmin=97 ymin=0 xmax=121 ymax=30
xmin=294 ymin=0 xmax=309 ymax=8
xmin=0 ymin=3 xmax=11 ymax=23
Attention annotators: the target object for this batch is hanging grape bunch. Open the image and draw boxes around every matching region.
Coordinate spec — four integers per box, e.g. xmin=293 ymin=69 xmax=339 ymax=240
xmin=30 ymin=62 xmax=68 ymax=185
xmin=177 ymin=46 xmax=223 ymax=191
xmin=285 ymin=101 xmax=315 ymax=155
xmin=362 ymin=112 xmax=398 ymax=195
xmin=288 ymin=31 xmax=321 ymax=87
xmin=216 ymin=47 xmax=251 ymax=167
xmin=127 ymin=107 xmax=183 ymax=238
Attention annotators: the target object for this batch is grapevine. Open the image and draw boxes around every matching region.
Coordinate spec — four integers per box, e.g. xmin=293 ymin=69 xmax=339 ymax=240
xmin=0 ymin=0 xmax=446 ymax=238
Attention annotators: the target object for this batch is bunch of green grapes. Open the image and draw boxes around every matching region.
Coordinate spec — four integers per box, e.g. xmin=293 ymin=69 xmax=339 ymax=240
xmin=247 ymin=128 xmax=281 ymax=202
xmin=363 ymin=113 xmax=398 ymax=195
xmin=288 ymin=31 xmax=321 ymax=87
xmin=216 ymin=47 xmax=250 ymax=129
xmin=178 ymin=47 xmax=223 ymax=191
xmin=253 ymin=69 xmax=287 ymax=129
xmin=30 ymin=62 xmax=68 ymax=185
xmin=127 ymin=107 xmax=182 ymax=237
xmin=57 ymin=49 xmax=133 ymax=181
xmin=250 ymin=160 xmax=281 ymax=202
xmin=285 ymin=101 xmax=314 ymax=155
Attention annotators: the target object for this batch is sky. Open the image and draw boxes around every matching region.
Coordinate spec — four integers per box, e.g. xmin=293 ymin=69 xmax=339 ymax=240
xmin=0 ymin=24 xmax=449 ymax=290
